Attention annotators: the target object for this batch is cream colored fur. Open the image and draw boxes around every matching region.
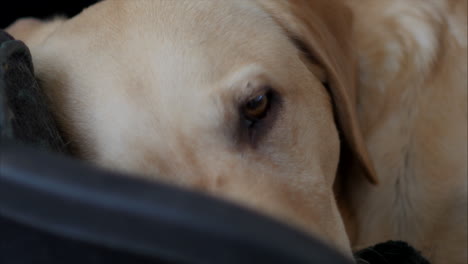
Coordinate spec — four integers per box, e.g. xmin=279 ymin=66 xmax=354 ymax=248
xmin=345 ymin=1 xmax=467 ymax=263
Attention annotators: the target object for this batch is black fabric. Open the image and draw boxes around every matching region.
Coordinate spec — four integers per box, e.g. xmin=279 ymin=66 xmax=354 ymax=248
xmin=0 ymin=216 xmax=171 ymax=264
xmin=354 ymin=241 xmax=430 ymax=264
xmin=0 ymin=31 xmax=69 ymax=153
xmin=0 ymin=31 xmax=14 ymax=139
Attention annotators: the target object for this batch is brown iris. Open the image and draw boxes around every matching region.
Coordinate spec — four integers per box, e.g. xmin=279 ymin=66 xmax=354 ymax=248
xmin=242 ymin=93 xmax=270 ymax=122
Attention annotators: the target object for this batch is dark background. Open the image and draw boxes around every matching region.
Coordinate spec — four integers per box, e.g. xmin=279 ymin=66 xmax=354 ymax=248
xmin=1 ymin=0 xmax=98 ymax=29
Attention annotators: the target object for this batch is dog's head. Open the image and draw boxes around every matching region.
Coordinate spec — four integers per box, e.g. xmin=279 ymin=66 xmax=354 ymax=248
xmin=7 ymin=0 xmax=377 ymax=255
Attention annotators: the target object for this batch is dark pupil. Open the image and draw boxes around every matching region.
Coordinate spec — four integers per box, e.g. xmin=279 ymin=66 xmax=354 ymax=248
xmin=246 ymin=95 xmax=265 ymax=110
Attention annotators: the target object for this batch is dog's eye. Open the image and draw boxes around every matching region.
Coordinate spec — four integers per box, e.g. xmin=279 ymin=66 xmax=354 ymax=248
xmin=242 ymin=90 xmax=272 ymax=127
xmin=236 ymin=87 xmax=280 ymax=145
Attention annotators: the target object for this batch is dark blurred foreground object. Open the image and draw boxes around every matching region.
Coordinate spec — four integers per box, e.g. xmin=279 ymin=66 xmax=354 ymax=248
xmin=0 ymin=0 xmax=98 ymax=28
xmin=355 ymin=241 xmax=430 ymax=264
xmin=0 ymin=141 xmax=353 ymax=264
xmin=0 ymin=30 xmax=429 ymax=264
xmin=0 ymin=30 xmax=69 ymax=153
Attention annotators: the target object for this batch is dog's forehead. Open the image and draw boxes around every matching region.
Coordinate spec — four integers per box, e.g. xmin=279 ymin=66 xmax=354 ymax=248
xmin=39 ymin=0 xmax=299 ymax=114
xmin=44 ymin=0 xmax=296 ymax=95
xmin=60 ymin=0 xmax=283 ymax=59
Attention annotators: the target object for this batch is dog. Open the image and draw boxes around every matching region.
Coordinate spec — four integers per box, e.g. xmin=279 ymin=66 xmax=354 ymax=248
xmin=6 ymin=0 xmax=467 ymax=263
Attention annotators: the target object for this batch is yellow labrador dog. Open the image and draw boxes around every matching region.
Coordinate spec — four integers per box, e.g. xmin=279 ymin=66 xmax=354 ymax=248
xmin=6 ymin=0 xmax=467 ymax=263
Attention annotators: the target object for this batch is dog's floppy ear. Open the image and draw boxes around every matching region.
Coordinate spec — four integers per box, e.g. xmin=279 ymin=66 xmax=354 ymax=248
xmin=257 ymin=0 xmax=378 ymax=184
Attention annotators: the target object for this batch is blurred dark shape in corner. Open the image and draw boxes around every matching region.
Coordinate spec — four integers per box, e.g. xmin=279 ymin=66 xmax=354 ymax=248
xmin=1 ymin=0 xmax=98 ymax=29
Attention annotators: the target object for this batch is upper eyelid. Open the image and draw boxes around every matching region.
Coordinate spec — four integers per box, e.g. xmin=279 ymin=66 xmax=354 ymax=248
xmin=221 ymin=64 xmax=272 ymax=100
xmin=239 ymin=84 xmax=273 ymax=106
